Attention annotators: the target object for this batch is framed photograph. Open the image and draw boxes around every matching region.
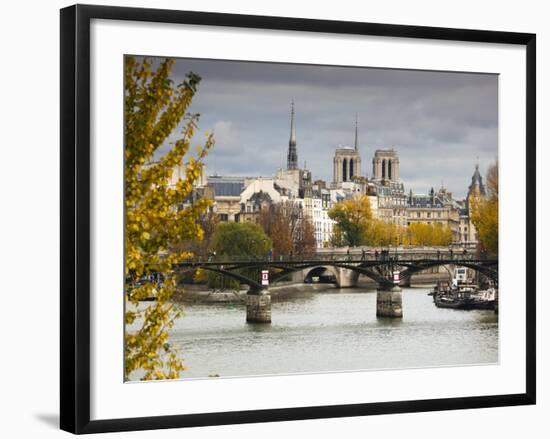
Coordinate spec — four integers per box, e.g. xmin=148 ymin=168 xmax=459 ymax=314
xmin=60 ymin=4 xmax=536 ymax=434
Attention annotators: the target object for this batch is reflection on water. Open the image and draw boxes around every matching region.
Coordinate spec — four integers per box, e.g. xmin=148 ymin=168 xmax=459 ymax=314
xmin=166 ymin=287 xmax=498 ymax=379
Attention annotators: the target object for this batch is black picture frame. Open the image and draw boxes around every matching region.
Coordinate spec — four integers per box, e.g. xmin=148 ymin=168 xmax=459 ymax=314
xmin=60 ymin=4 xmax=536 ymax=434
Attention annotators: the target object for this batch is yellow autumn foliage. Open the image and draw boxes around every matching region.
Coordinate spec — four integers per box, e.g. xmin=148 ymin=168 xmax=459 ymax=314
xmin=328 ymin=196 xmax=373 ymax=246
xmin=470 ymin=162 xmax=498 ymax=256
xmin=362 ymin=220 xmax=451 ymax=247
xmin=124 ymin=56 xmax=214 ymax=380
xmin=328 ymin=195 xmax=452 ymax=247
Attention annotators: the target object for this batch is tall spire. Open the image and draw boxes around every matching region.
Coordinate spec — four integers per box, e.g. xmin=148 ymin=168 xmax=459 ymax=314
xmin=472 ymin=163 xmax=482 ymax=184
xmin=290 ymin=100 xmax=296 ymax=144
xmin=354 ymin=113 xmax=358 ymax=151
xmin=468 ymin=162 xmax=486 ymax=198
xmin=287 ymin=100 xmax=298 ymax=170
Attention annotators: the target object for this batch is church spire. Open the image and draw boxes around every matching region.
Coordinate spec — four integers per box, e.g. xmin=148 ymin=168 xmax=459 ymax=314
xmin=468 ymin=162 xmax=486 ymax=199
xmin=354 ymin=113 xmax=358 ymax=151
xmin=290 ymin=100 xmax=296 ymax=144
xmin=287 ymin=100 xmax=298 ymax=170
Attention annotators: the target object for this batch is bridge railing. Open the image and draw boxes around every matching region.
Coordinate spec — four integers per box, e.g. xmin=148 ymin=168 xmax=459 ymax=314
xmin=178 ymin=248 xmax=485 ymax=265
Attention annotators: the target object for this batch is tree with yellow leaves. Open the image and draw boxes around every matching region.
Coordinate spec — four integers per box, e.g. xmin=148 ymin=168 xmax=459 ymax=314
xmin=124 ymin=56 xmax=214 ymax=380
xmin=471 ymin=162 xmax=498 ymax=256
xmin=363 ymin=220 xmax=400 ymax=246
xmin=328 ymin=196 xmax=373 ymax=247
xmin=362 ymin=218 xmax=452 ymax=247
xmin=407 ymin=223 xmax=453 ymax=246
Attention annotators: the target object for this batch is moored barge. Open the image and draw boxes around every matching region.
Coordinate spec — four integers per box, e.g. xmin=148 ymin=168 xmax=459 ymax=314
xmin=430 ymin=268 xmax=497 ymax=310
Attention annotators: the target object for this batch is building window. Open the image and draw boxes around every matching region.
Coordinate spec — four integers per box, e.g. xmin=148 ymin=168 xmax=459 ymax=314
xmin=219 ymin=213 xmax=228 ymax=221
xmin=427 ymin=212 xmax=431 ymax=218
xmin=417 ymin=212 xmax=421 ymax=218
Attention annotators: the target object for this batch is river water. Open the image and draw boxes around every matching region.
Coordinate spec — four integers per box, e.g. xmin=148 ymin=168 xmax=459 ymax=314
xmin=168 ymin=286 xmax=498 ymax=379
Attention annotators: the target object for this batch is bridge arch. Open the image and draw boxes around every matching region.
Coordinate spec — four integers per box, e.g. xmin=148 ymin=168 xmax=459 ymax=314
xmin=397 ymin=260 xmax=498 ymax=285
xmin=333 ymin=263 xmax=392 ymax=287
xmin=301 ymin=263 xmax=393 ymax=288
xmin=275 ymin=263 xmax=388 ymax=288
xmin=303 ymin=266 xmax=339 ymax=284
xmin=196 ymin=266 xmax=264 ymax=293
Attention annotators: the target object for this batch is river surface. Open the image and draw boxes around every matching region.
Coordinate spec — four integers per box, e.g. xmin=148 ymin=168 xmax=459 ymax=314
xmin=167 ymin=286 xmax=498 ymax=379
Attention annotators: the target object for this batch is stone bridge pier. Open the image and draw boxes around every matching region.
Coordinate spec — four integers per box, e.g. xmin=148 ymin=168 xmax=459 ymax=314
xmin=376 ymin=285 xmax=403 ymax=318
xmin=334 ymin=267 xmax=360 ymax=288
xmin=246 ymin=290 xmax=271 ymax=323
xmin=334 ymin=267 xmax=403 ymax=317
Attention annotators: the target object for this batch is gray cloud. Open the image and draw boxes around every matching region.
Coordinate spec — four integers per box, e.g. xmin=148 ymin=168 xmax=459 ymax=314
xmin=141 ymin=56 xmax=498 ymax=199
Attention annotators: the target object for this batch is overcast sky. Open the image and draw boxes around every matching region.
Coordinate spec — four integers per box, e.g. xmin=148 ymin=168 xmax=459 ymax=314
xmin=143 ymin=56 xmax=498 ymax=200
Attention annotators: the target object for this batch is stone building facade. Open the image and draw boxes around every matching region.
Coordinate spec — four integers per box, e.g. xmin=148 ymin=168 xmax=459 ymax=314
xmin=374 ymin=181 xmax=408 ymax=226
xmin=239 ymin=191 xmax=273 ymax=224
xmin=306 ymin=186 xmax=335 ymax=248
xmin=206 ymin=176 xmax=245 ymax=222
xmin=406 ymin=187 xmax=461 ymax=241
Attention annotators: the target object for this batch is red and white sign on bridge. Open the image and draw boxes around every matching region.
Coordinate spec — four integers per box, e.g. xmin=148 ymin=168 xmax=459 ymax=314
xmin=393 ymin=271 xmax=400 ymax=284
xmin=261 ymin=270 xmax=269 ymax=286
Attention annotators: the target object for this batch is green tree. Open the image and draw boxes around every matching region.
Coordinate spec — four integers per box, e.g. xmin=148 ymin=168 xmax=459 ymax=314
xmin=471 ymin=162 xmax=498 ymax=255
xmin=328 ymin=196 xmax=373 ymax=247
xmin=209 ymin=222 xmax=273 ymax=289
xmin=212 ymin=222 xmax=272 ymax=257
xmin=124 ymin=56 xmax=214 ymax=380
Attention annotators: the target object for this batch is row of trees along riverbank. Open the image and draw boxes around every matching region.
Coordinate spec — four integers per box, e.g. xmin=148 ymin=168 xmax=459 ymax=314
xmin=328 ymin=196 xmax=453 ymax=248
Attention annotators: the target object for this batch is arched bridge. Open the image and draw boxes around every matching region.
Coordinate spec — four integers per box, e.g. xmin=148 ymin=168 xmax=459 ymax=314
xmin=175 ymin=249 xmax=497 ymax=323
xmin=176 ymin=251 xmax=498 ymax=293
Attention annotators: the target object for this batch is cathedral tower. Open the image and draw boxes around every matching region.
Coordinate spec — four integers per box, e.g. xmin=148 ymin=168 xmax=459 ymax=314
xmin=372 ymin=149 xmax=399 ymax=182
xmin=332 ymin=116 xmax=362 ymax=187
